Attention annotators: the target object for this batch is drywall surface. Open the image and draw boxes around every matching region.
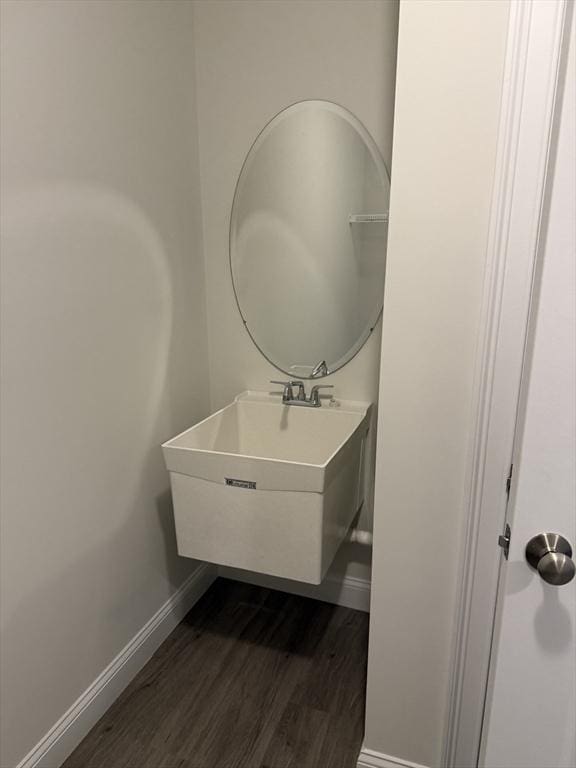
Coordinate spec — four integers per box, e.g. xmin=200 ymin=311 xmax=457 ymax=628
xmin=0 ymin=2 xmax=209 ymax=765
xmin=192 ymin=0 xmax=399 ymax=581
xmin=364 ymin=1 xmax=510 ymax=766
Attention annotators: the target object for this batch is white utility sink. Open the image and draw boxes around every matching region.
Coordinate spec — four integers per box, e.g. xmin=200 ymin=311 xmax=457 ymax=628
xmin=162 ymin=391 xmax=371 ymax=584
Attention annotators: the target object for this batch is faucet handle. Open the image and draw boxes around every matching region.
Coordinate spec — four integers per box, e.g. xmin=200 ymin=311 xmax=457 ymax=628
xmin=270 ymin=380 xmax=294 ymax=401
xmin=270 ymin=380 xmax=302 ymax=387
xmin=309 ymin=384 xmax=334 ymax=406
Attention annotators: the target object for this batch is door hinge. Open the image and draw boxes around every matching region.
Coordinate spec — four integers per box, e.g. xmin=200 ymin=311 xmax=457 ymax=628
xmin=498 ymin=523 xmax=511 ymax=559
xmin=506 ymin=463 xmax=513 ymax=497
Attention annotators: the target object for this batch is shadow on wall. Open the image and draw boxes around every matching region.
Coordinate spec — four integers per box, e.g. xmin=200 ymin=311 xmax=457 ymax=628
xmin=155 ymin=486 xmax=193 ymax=589
xmin=0 ymin=181 xmax=202 ymax=766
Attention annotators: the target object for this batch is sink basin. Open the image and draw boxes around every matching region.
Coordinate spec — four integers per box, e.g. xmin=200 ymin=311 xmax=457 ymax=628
xmin=162 ymin=391 xmax=371 ymax=584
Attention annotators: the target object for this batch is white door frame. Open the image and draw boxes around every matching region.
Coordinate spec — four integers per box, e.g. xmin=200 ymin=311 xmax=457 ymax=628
xmin=443 ymin=1 xmax=571 ymax=766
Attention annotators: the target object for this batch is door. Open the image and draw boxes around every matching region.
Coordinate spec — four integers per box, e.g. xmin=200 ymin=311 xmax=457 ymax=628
xmin=480 ymin=9 xmax=575 ymax=768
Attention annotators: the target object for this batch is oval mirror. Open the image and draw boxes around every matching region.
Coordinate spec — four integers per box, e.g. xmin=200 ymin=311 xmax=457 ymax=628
xmin=230 ymin=100 xmax=390 ymax=378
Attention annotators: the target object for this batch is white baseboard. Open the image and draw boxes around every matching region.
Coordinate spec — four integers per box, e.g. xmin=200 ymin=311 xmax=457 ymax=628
xmin=16 ymin=563 xmax=217 ymax=768
xmin=218 ymin=566 xmax=371 ymax=613
xmin=357 ymin=746 xmax=430 ymax=768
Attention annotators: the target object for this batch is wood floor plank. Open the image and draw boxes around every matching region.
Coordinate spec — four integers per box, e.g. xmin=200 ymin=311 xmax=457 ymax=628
xmin=63 ymin=578 xmax=369 ymax=768
xmin=260 ymin=703 xmax=330 ymax=768
xmin=179 ymin=594 xmax=326 ymax=767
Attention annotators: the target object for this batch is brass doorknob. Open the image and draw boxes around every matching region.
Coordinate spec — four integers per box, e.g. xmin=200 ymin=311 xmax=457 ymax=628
xmin=525 ymin=533 xmax=575 ymax=586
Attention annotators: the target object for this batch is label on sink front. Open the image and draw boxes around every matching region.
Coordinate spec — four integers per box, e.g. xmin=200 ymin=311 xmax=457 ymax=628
xmin=225 ymin=477 xmax=257 ymax=490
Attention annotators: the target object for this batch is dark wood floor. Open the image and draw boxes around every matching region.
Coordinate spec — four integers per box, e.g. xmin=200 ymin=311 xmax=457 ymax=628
xmin=63 ymin=578 xmax=369 ymax=768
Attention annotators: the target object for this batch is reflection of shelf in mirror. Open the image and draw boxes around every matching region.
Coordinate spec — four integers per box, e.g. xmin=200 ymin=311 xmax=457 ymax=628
xmin=349 ymin=213 xmax=389 ymax=224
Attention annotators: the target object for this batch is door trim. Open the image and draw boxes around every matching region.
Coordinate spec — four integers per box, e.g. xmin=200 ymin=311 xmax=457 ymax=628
xmin=443 ymin=1 xmax=570 ymax=766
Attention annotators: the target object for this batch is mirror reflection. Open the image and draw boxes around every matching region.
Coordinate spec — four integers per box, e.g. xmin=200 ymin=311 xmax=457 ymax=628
xmin=230 ymin=100 xmax=390 ymax=378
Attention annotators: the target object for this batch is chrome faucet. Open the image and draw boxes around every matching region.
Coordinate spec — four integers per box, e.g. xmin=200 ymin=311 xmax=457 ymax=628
xmin=311 ymin=360 xmax=329 ymax=378
xmin=270 ymin=380 xmax=333 ymax=407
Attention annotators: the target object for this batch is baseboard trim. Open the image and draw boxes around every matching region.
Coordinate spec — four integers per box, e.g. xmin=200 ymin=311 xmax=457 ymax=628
xmin=357 ymin=746 xmax=430 ymax=768
xmin=218 ymin=566 xmax=371 ymax=612
xmin=16 ymin=563 xmax=217 ymax=768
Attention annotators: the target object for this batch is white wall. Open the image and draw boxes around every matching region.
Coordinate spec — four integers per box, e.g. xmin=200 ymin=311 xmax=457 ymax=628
xmin=363 ymin=1 xmax=510 ymax=766
xmin=0 ymin=2 xmax=209 ymax=765
xmin=192 ymin=0 xmax=399 ymax=582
